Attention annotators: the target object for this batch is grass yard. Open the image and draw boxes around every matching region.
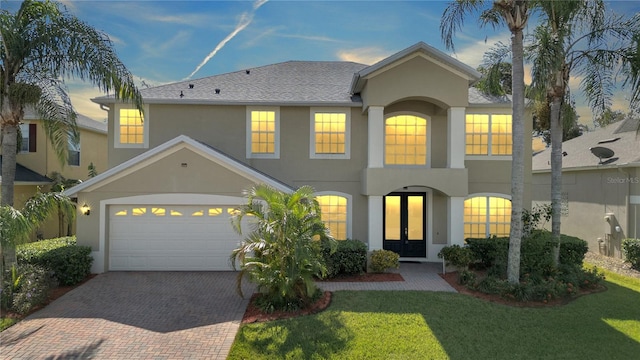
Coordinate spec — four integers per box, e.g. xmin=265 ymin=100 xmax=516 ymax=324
xmin=228 ymin=268 xmax=640 ymax=359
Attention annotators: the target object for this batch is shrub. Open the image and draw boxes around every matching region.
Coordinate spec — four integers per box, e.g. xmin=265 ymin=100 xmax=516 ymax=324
xmin=622 ymin=238 xmax=640 ymax=270
xmin=438 ymin=245 xmax=474 ymax=269
xmin=466 ymin=237 xmax=509 ymax=269
xmin=321 ymin=239 xmax=367 ymax=278
xmin=1 ymin=264 xmax=56 ymax=315
xmin=369 ymin=249 xmax=399 ymax=273
xmin=17 ymin=237 xmax=93 ymax=286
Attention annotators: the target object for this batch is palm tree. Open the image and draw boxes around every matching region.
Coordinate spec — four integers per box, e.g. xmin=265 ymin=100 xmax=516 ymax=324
xmin=1 ymin=0 xmax=143 ymax=207
xmin=527 ymin=1 xmax=640 ymax=263
xmin=48 ymin=171 xmax=80 ymax=237
xmin=441 ymin=0 xmax=531 ymax=284
xmin=230 ymin=184 xmax=335 ymax=311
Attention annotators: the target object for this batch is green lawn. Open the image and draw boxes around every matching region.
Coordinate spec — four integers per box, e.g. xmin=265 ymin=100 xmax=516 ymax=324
xmin=228 ymin=268 xmax=640 ymax=359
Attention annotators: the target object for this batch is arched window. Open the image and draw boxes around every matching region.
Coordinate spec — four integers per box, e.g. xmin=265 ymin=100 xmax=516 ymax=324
xmin=316 ymin=194 xmax=349 ymax=240
xmin=464 ymin=196 xmax=511 ymax=239
xmin=385 ymin=115 xmax=428 ymax=165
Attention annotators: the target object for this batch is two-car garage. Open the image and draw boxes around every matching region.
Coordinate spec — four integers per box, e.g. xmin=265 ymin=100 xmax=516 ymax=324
xmin=108 ymin=204 xmax=245 ymax=271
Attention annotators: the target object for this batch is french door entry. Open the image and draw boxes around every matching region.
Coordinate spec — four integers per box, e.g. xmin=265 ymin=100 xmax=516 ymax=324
xmin=383 ymin=193 xmax=426 ymax=257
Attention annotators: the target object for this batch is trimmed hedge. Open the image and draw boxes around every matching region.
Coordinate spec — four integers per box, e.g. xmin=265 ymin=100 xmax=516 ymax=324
xmin=320 ymin=239 xmax=367 ymax=278
xmin=465 ymin=231 xmax=588 ymax=279
xmin=17 ymin=237 xmax=93 ymax=286
xmin=622 ymin=238 xmax=640 ymax=270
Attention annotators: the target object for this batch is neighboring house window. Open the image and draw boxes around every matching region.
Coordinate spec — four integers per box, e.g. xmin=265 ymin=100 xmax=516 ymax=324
xmin=385 ymin=114 xmax=428 ymax=166
xmin=246 ymin=106 xmax=279 ymax=159
xmin=68 ymin=133 xmax=80 ymax=166
xmin=465 ymin=114 xmax=512 ymax=156
xmin=115 ymin=105 xmax=148 ymax=148
xmin=316 ymin=193 xmax=351 ymax=240
xmin=464 ymin=195 xmax=511 ymax=239
xmin=19 ymin=123 xmax=37 ymax=153
xmin=310 ymin=108 xmax=350 ymax=159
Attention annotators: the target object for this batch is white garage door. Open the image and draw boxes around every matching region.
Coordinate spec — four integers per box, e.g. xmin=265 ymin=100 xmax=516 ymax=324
xmin=109 ymin=205 xmax=245 ymax=271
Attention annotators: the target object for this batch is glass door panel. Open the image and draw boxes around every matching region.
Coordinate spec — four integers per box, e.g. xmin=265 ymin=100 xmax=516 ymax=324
xmin=384 ymin=196 xmax=401 ymax=240
xmin=407 ymin=196 xmax=423 ymax=241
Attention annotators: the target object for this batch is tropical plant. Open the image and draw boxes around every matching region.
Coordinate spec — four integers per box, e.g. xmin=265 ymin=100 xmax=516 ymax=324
xmin=230 ymin=184 xmax=335 ymax=311
xmin=441 ymin=0 xmax=531 ymax=284
xmin=1 ymin=0 xmax=142 ymax=207
xmin=527 ymin=0 xmax=640 ymax=264
xmin=48 ymin=172 xmax=80 ymax=237
xmin=0 ymin=191 xmax=75 ymax=304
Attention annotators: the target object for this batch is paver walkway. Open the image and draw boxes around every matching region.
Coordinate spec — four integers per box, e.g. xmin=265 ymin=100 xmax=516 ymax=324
xmin=1 ymin=262 xmax=454 ymax=359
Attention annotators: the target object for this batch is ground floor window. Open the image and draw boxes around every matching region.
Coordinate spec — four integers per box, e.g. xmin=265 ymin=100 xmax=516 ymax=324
xmin=464 ymin=196 xmax=511 ymax=239
xmin=316 ymin=194 xmax=348 ymax=240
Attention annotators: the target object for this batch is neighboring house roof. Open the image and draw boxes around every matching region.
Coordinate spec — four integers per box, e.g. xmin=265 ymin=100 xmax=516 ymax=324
xmin=468 ymin=87 xmax=512 ymax=106
xmin=93 ymin=61 xmax=368 ymax=107
xmin=350 ymin=42 xmax=482 ymax=93
xmin=63 ymin=135 xmax=294 ymax=197
xmin=532 ymin=117 xmax=640 ymax=172
xmin=0 ymin=156 xmax=52 ymax=185
xmin=23 ymin=108 xmax=107 ymax=134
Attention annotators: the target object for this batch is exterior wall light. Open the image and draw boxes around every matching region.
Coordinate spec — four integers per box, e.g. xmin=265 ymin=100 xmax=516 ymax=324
xmin=81 ymin=203 xmax=91 ymax=216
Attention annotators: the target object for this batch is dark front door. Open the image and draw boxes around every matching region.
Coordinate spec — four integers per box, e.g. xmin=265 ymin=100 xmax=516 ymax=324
xmin=383 ymin=193 xmax=426 ymax=257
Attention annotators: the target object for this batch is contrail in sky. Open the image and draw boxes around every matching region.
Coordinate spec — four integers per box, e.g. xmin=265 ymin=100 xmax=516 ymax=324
xmin=185 ymin=0 xmax=268 ymax=80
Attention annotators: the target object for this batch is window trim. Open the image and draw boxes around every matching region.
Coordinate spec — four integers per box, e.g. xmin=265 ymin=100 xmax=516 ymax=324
xmin=114 ymin=104 xmax=149 ymax=149
xmin=309 ymin=107 xmax=351 ymax=159
xmin=246 ymin=106 xmax=280 ymax=159
xmin=464 ymin=193 xmax=512 ymax=239
xmin=19 ymin=123 xmax=37 ymax=153
xmin=383 ymin=112 xmax=431 ymax=168
xmin=315 ymin=191 xmax=352 ymax=240
xmin=465 ymin=112 xmax=512 ymax=160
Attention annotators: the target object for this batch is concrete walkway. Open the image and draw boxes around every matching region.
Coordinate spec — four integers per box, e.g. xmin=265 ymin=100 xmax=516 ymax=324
xmin=1 ymin=262 xmax=454 ymax=359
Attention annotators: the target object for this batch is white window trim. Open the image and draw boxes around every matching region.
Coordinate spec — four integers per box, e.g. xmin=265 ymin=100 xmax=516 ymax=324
xmin=309 ymin=107 xmax=351 ymax=159
xmin=315 ymin=191 xmax=352 ymax=240
xmin=464 ymin=193 xmax=512 ymax=238
xmin=68 ymin=133 xmax=81 ymax=167
xmin=114 ymin=104 xmax=149 ymax=149
xmin=464 ymin=112 xmax=513 ymax=160
xmin=19 ymin=123 xmax=30 ymax=153
xmin=246 ymin=106 xmax=280 ymax=159
xmin=383 ymin=112 xmax=431 ymax=168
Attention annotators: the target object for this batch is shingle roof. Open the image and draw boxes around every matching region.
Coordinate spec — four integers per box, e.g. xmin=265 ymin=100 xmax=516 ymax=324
xmin=23 ymin=108 xmax=107 ymax=133
xmin=468 ymin=87 xmax=512 ymax=106
xmin=0 ymin=156 xmax=52 ymax=185
xmin=96 ymin=61 xmax=368 ymax=106
xmin=532 ymin=117 xmax=640 ymax=171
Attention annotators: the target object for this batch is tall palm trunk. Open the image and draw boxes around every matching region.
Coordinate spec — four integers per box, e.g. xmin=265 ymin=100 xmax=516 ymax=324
xmin=549 ymin=69 xmax=566 ymax=265
xmin=507 ymin=28 xmax=526 ymax=284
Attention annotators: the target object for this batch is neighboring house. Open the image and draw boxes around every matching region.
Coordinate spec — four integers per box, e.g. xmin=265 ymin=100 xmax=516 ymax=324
xmin=64 ymin=42 xmax=533 ymax=273
xmin=532 ymin=117 xmax=640 ymax=258
xmin=0 ymin=111 xmax=108 ymax=238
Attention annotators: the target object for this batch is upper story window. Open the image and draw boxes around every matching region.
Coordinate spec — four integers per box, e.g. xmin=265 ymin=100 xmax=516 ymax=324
xmin=310 ymin=108 xmax=350 ymax=159
xmin=246 ymin=106 xmax=279 ymax=159
xmin=115 ymin=105 xmax=148 ymax=148
xmin=68 ymin=133 xmax=80 ymax=166
xmin=19 ymin=123 xmax=36 ymax=153
xmin=385 ymin=114 xmax=428 ymax=166
xmin=316 ymin=193 xmax=350 ymax=240
xmin=464 ymin=195 xmax=511 ymax=239
xmin=465 ymin=114 xmax=512 ymax=156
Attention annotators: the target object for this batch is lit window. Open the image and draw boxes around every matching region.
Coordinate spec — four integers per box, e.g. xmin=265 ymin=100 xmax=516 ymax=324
xmin=311 ymin=108 xmax=350 ymax=159
xmin=170 ymin=210 xmax=183 ymax=216
xmin=114 ymin=210 xmax=127 ymax=216
xmin=247 ymin=107 xmax=279 ymax=158
xmin=192 ymin=210 xmax=204 ymax=216
xmin=152 ymin=207 xmax=166 ymax=216
xmin=465 ymin=114 xmax=512 ymax=156
xmin=68 ymin=133 xmax=80 ymax=166
xmin=464 ymin=196 xmax=511 ymax=239
xmin=385 ymin=115 xmax=428 ymax=165
xmin=115 ymin=105 xmax=148 ymax=148
xmin=209 ymin=208 xmax=222 ymax=216
xmin=317 ymin=195 xmax=348 ymax=240
xmin=132 ymin=208 xmax=147 ymax=216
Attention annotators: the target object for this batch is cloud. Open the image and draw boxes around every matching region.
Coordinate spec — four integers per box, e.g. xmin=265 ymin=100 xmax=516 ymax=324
xmin=337 ymin=47 xmax=389 ymax=65
xmin=185 ymin=0 xmax=269 ymax=80
xmin=449 ymin=34 xmax=511 ymax=68
xmin=141 ymin=30 xmax=191 ymax=58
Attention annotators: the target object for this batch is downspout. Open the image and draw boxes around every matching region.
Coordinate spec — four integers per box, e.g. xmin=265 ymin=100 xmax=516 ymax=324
xmin=618 ymin=166 xmax=631 ymax=239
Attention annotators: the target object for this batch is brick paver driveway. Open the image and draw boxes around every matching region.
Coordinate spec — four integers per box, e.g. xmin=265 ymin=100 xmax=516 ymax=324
xmin=1 ymin=272 xmax=255 ymax=359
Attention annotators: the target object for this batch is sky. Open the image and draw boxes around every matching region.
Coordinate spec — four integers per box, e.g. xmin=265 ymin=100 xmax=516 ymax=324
xmin=2 ymin=0 xmax=639 ymax=125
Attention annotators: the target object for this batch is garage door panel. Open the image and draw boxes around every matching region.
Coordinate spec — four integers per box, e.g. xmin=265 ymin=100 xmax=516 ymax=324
xmin=109 ymin=204 xmax=243 ymax=271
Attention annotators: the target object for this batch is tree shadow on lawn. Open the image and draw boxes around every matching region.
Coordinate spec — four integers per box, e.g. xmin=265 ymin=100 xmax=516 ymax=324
xmin=233 ymin=309 xmax=352 ymax=359
xmin=329 ymin=284 xmax=640 ymax=360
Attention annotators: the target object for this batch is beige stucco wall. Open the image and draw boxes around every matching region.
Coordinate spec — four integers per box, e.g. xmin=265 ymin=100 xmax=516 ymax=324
xmin=532 ymin=167 xmax=640 ymax=257
xmin=361 ymin=55 xmax=469 ymax=108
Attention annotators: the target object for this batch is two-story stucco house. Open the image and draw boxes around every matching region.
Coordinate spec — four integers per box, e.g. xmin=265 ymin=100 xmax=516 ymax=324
xmin=1 ymin=111 xmax=107 ymax=239
xmin=64 ymin=42 xmax=532 ymax=273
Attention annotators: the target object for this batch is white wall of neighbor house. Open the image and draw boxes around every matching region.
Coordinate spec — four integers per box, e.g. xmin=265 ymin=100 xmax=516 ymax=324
xmin=532 ymin=167 xmax=640 ymax=258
